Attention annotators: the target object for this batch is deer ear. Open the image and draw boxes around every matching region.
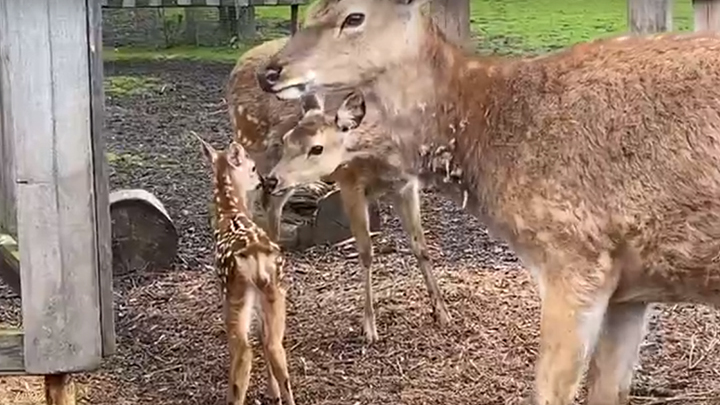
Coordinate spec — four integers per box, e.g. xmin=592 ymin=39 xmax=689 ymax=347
xmin=191 ymin=131 xmax=217 ymax=163
xmin=227 ymin=141 xmax=247 ymax=167
xmin=300 ymin=92 xmax=324 ymax=115
xmin=335 ymin=91 xmax=366 ymax=132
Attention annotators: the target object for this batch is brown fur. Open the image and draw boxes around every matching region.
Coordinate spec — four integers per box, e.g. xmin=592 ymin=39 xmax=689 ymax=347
xmin=256 ymin=1 xmax=720 ymax=404
xmin=226 ymin=38 xmax=351 ymax=241
xmin=267 ymin=92 xmax=451 ymax=342
xmin=196 ymin=134 xmax=295 ymax=405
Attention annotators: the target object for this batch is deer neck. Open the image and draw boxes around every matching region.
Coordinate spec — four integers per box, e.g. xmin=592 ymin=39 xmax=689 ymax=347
xmin=366 ymin=18 xmax=514 ymax=214
xmin=213 ymin=174 xmax=250 ymax=225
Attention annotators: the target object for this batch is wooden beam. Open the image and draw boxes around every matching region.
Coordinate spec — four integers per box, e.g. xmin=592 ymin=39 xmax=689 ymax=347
xmin=290 ymin=4 xmax=299 ymax=35
xmin=0 ymin=233 xmax=20 ymax=296
xmin=0 ymin=330 xmax=24 ymax=374
xmin=693 ymin=0 xmax=720 ymax=31
xmin=45 ymin=374 xmax=76 ymax=405
xmin=87 ymin=0 xmax=116 ymax=358
xmin=628 ymin=0 xmax=673 ymax=34
xmin=1 ymin=0 xmax=106 ymax=374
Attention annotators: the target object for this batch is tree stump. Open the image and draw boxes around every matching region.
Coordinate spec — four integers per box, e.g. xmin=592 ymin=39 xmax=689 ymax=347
xmin=296 ymin=189 xmax=382 ymax=250
xmin=109 ymin=189 xmax=178 ymax=276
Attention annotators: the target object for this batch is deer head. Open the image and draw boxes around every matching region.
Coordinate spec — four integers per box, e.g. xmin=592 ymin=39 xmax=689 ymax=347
xmin=256 ymin=0 xmax=432 ymax=100
xmin=193 ymin=132 xmax=262 ymax=209
xmin=264 ymin=91 xmax=367 ymax=194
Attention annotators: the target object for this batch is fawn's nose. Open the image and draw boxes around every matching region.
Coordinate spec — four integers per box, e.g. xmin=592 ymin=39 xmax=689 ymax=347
xmin=264 ymin=176 xmax=279 ymax=191
xmin=257 ymin=61 xmax=283 ymax=92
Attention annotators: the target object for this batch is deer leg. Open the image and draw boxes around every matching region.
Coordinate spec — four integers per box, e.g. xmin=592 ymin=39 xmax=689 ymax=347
xmin=225 ymin=286 xmax=255 ymax=405
xmin=586 ymin=302 xmax=649 ymax=405
xmin=260 ymin=284 xmax=295 ymax=405
xmin=338 ymin=183 xmax=378 ymax=342
xmin=259 ymin=321 xmax=281 ymax=403
xmin=391 ymin=179 xmax=450 ymax=326
xmin=534 ymin=275 xmax=614 ymax=405
xmin=266 ymin=189 xmax=294 ymax=242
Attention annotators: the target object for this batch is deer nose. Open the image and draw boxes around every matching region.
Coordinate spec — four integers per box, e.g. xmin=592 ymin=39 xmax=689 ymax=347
xmin=264 ymin=175 xmax=279 ymax=191
xmin=257 ymin=62 xmax=283 ymax=92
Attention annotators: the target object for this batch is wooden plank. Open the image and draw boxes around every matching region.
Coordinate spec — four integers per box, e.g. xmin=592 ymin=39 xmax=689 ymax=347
xmin=694 ymin=0 xmax=720 ymax=31
xmin=0 ymin=233 xmax=20 ymax=296
xmin=0 ymin=0 xmax=17 ymax=239
xmin=628 ymin=0 xmax=673 ymax=34
xmin=87 ymin=0 xmax=116 ymax=358
xmin=2 ymin=0 xmax=103 ymax=374
xmin=0 ymin=330 xmax=24 ymax=374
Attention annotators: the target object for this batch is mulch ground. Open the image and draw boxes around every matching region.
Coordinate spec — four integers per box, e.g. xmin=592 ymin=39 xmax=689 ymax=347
xmin=1 ymin=59 xmax=720 ymax=405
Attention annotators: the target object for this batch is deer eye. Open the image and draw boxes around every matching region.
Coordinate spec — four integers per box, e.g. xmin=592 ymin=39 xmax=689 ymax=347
xmin=308 ymin=145 xmax=324 ymax=156
xmin=341 ymin=13 xmax=365 ymax=30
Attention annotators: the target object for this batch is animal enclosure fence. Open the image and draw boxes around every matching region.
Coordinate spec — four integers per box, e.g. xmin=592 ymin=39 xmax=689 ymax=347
xmin=0 ymin=0 xmax=114 ymax=402
xmin=101 ymin=0 xmax=308 ymax=48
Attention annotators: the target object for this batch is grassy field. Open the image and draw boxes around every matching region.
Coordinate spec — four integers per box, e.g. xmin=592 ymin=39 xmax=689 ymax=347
xmin=104 ymin=0 xmax=696 ymax=62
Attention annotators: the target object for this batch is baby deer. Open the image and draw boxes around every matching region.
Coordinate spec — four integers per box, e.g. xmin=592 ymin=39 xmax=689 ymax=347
xmin=264 ymin=92 xmax=450 ymax=343
xmin=194 ymin=133 xmax=295 ymax=405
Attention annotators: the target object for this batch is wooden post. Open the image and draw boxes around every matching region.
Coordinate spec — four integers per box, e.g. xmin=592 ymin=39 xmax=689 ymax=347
xmin=0 ymin=0 xmax=113 ymax=373
xmin=628 ymin=0 xmax=673 ymax=34
xmin=290 ymin=4 xmax=300 ymax=35
xmin=237 ymin=6 xmax=256 ymax=40
xmin=430 ymin=0 xmax=471 ymax=50
xmin=45 ymin=375 xmax=76 ymax=405
xmin=693 ymin=0 xmax=720 ymax=31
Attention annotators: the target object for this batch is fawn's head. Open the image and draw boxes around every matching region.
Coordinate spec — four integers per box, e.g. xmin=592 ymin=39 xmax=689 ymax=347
xmin=194 ymin=133 xmax=262 ymax=212
xmin=256 ymin=0 xmax=432 ymax=100
xmin=265 ymin=91 xmax=367 ymax=194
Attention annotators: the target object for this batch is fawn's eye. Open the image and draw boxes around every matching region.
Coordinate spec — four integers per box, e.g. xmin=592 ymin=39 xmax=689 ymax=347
xmin=341 ymin=13 xmax=365 ymax=30
xmin=308 ymin=145 xmax=324 ymax=156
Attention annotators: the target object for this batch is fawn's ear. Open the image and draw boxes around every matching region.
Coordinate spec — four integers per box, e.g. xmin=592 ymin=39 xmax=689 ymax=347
xmin=300 ymin=92 xmax=324 ymax=115
xmin=335 ymin=91 xmax=366 ymax=132
xmin=227 ymin=141 xmax=247 ymax=167
xmin=192 ymin=131 xmax=217 ymax=164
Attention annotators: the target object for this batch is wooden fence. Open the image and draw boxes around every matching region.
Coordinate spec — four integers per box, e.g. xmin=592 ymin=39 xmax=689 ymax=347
xmin=0 ymin=0 xmax=114 ymax=402
xmin=101 ymin=0 xmax=307 ymax=39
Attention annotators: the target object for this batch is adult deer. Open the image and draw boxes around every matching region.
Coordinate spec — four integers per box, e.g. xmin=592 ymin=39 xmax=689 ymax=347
xmin=195 ymin=133 xmax=295 ymax=405
xmin=265 ymin=91 xmax=451 ymax=342
xmin=226 ymin=37 xmax=336 ymax=242
xmin=255 ymin=0 xmax=720 ymax=404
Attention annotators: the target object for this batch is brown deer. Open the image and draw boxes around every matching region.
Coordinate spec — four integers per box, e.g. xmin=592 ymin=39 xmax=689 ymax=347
xmin=264 ymin=91 xmax=451 ymax=342
xmin=255 ymin=1 xmax=720 ymax=404
xmin=194 ymin=132 xmax=295 ymax=405
xmin=226 ymin=37 xmax=341 ymax=243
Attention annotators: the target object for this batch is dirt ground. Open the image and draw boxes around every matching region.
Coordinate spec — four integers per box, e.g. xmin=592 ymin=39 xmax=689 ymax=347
xmin=1 ymin=60 xmax=720 ymax=405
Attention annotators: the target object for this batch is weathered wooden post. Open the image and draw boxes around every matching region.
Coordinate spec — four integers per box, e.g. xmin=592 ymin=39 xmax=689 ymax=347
xmin=430 ymin=0 xmax=471 ymax=49
xmin=628 ymin=0 xmax=673 ymax=34
xmin=693 ymin=0 xmax=720 ymax=31
xmin=0 ymin=0 xmax=114 ymax=403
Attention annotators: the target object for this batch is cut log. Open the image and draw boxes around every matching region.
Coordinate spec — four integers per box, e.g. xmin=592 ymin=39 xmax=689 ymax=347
xmin=109 ymin=189 xmax=178 ymax=276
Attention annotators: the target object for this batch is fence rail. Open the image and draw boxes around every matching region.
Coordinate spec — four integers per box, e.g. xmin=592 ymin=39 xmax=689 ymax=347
xmin=101 ymin=0 xmax=306 ymax=7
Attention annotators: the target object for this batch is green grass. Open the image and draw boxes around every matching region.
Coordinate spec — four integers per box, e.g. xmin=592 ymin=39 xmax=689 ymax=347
xmin=104 ymin=75 xmax=164 ymax=97
xmin=472 ymin=0 xmax=694 ymax=55
xmin=103 ymin=46 xmax=247 ymax=63
xmin=102 ymin=0 xmax=696 ymax=63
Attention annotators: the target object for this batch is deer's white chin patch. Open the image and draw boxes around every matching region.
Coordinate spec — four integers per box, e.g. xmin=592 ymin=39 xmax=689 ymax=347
xmin=275 ymin=85 xmax=306 ymax=100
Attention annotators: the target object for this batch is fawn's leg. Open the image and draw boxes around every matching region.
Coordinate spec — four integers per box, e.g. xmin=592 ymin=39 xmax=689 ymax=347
xmin=266 ymin=189 xmax=294 ymax=242
xmin=586 ymin=302 xmax=649 ymax=405
xmin=225 ymin=284 xmax=255 ymax=405
xmin=391 ymin=179 xmax=451 ymax=326
xmin=259 ymin=320 xmax=281 ymax=402
xmin=534 ymin=264 xmax=617 ymax=405
xmin=338 ymin=183 xmax=378 ymax=342
xmin=260 ymin=283 xmax=295 ymax=405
